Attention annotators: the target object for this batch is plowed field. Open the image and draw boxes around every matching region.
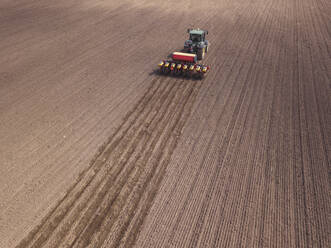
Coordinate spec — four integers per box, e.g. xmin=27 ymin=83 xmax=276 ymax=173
xmin=0 ymin=0 xmax=330 ymax=247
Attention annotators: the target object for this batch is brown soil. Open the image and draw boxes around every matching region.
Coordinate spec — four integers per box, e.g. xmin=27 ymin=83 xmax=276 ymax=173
xmin=0 ymin=0 xmax=330 ymax=247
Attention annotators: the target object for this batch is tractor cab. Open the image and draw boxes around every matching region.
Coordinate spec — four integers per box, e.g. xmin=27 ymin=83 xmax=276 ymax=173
xmin=184 ymin=28 xmax=209 ymax=60
xmin=189 ymin=30 xmax=205 ymax=42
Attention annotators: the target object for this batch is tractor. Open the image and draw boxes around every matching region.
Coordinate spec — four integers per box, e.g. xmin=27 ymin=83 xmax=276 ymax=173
xmin=157 ymin=28 xmax=210 ymax=79
xmin=184 ymin=28 xmax=209 ymax=60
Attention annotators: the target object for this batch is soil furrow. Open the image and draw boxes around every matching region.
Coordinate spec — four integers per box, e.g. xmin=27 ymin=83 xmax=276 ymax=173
xmin=139 ymin=3 xmax=260 ymax=244
xmin=100 ymin=81 xmax=199 ymax=248
xmin=16 ymin=77 xmax=167 ymax=248
xmin=117 ymin=82 xmax=202 ymax=248
xmin=67 ymin=80 xmax=184 ymax=248
xmin=41 ymin=79 xmax=176 ymax=248
xmin=2 ymin=1 xmax=330 ymax=247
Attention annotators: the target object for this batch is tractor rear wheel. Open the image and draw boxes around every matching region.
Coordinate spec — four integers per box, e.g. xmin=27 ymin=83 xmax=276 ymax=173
xmin=197 ymin=47 xmax=205 ymax=60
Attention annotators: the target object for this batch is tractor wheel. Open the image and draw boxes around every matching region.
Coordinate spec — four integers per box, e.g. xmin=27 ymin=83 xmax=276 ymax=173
xmin=197 ymin=47 xmax=205 ymax=60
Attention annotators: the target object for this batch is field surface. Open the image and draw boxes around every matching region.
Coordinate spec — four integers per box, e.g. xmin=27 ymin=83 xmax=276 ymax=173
xmin=0 ymin=0 xmax=330 ymax=247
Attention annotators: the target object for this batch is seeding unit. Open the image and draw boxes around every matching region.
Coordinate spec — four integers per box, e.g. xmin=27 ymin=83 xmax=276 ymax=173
xmin=158 ymin=52 xmax=210 ymax=78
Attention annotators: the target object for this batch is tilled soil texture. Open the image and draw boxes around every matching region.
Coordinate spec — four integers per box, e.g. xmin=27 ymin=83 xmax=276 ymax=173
xmin=1 ymin=0 xmax=330 ymax=248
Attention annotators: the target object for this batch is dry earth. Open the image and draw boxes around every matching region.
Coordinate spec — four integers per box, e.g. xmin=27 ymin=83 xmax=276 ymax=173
xmin=0 ymin=0 xmax=330 ymax=247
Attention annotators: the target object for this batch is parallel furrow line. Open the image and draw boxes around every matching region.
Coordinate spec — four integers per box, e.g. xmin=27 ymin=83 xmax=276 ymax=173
xmin=41 ymin=79 xmax=177 ymax=248
xmin=108 ymin=82 xmax=202 ymax=248
xmin=58 ymin=79 xmax=181 ymax=248
xmin=16 ymin=77 xmax=166 ymax=248
xmin=69 ymin=80 xmax=189 ymax=248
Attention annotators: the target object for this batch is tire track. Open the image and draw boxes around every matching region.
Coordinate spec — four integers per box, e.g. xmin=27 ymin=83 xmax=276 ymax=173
xmin=15 ymin=77 xmax=163 ymax=248
xmin=15 ymin=77 xmax=165 ymax=248
xmin=66 ymin=80 xmax=184 ymax=248
xmin=16 ymin=72 xmax=202 ymax=248
xmin=99 ymin=81 xmax=201 ymax=248
xmin=41 ymin=79 xmax=176 ymax=248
